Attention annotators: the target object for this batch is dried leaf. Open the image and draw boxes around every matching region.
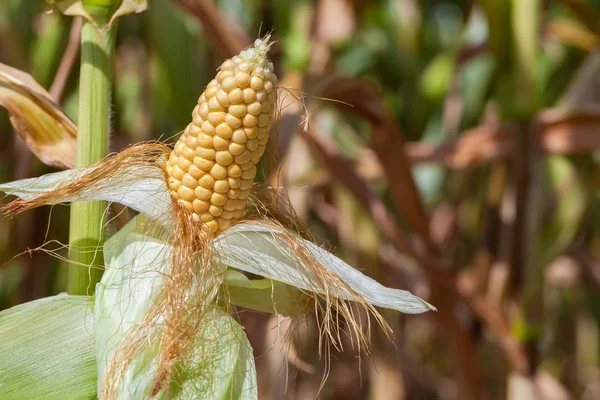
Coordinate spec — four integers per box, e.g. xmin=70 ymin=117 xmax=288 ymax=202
xmin=0 ymin=63 xmax=77 ymax=169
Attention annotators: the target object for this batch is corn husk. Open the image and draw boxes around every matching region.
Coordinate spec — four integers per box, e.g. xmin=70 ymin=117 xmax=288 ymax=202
xmin=95 ymin=217 xmax=257 ymax=399
xmin=0 ymin=294 xmax=96 ymax=400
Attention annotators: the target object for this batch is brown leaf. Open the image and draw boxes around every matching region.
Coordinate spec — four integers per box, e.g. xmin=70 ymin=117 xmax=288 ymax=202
xmin=0 ymin=63 xmax=77 ymax=169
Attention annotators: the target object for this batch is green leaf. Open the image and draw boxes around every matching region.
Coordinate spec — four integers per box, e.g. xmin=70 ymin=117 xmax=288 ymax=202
xmin=225 ymin=270 xmax=314 ymax=316
xmin=215 ymin=222 xmax=435 ymax=314
xmin=0 ymin=294 xmax=96 ymax=400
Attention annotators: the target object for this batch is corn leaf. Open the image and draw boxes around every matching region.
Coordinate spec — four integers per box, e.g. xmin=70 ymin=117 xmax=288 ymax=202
xmin=0 ymin=62 xmax=76 ymax=169
xmin=225 ymin=270 xmax=314 ymax=316
xmin=0 ymin=165 xmax=172 ymax=225
xmin=215 ymin=222 xmax=435 ymax=314
xmin=0 ymin=294 xmax=96 ymax=400
xmin=95 ymin=217 xmax=257 ymax=399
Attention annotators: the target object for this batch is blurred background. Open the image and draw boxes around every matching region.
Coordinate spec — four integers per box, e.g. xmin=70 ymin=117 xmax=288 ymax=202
xmin=3 ymin=0 xmax=600 ymax=398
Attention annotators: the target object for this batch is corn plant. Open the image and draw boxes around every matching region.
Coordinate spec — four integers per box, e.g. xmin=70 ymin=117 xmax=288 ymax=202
xmin=0 ymin=2 xmax=433 ymax=399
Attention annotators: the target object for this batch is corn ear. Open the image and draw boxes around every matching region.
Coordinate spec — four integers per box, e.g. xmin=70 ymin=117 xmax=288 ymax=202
xmin=166 ymin=37 xmax=278 ymax=233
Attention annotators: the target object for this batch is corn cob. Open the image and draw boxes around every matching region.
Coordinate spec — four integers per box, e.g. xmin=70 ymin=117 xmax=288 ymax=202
xmin=166 ymin=37 xmax=277 ymax=233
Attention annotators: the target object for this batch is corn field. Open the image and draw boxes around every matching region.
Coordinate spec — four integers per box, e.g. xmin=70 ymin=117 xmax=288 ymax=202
xmin=2 ymin=0 xmax=600 ymax=399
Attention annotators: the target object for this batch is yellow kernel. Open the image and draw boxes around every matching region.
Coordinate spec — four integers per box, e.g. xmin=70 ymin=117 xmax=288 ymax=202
xmin=188 ymin=123 xmax=202 ymax=136
xmin=187 ymin=165 xmax=204 ymax=179
xmin=200 ymin=213 xmax=214 ymax=222
xmin=178 ymin=185 xmax=196 ymax=202
xmin=221 ymin=59 xmax=234 ymax=70
xmin=179 ymin=199 xmax=193 ymax=210
xmin=245 ymin=127 xmax=258 ymax=139
xmin=247 ymin=102 xmax=261 ymax=116
xmin=213 ymin=136 xmax=230 ymax=151
xmin=241 ymin=160 xmax=254 ymax=171
xmin=205 ymin=84 xmax=219 ymax=98
xmin=221 ymin=77 xmax=237 ymax=92
xmin=229 ymin=142 xmax=245 ymax=156
xmin=266 ymin=71 xmax=277 ymax=85
xmin=168 ymin=178 xmax=181 ymax=192
xmin=229 ymin=88 xmax=243 ymax=104
xmin=195 ymin=186 xmax=212 ymax=201
xmin=193 ymin=157 xmax=214 ymax=171
xmin=233 ymin=209 xmax=244 ymax=219
xmin=225 ymin=113 xmax=242 ymax=129
xmin=240 ymin=180 xmax=252 ymax=191
xmin=264 ymin=81 xmax=274 ymax=94
xmin=228 ymin=177 xmax=241 ymax=189
xmin=215 ymin=151 xmax=234 ymax=165
xmin=227 ymin=164 xmax=242 ymax=177
xmin=198 ymin=174 xmax=215 ymax=189
xmin=262 ymin=101 xmax=271 ymax=113
xmin=251 ymin=150 xmax=262 ymax=163
xmin=216 ymin=90 xmax=230 ymax=107
xmin=185 ymin=135 xmax=198 ymax=149
xmin=257 ymin=127 xmax=269 ymax=138
xmin=182 ymin=173 xmax=198 ymax=189
xmin=235 ymin=71 xmax=251 ymax=88
xmin=242 ymin=165 xmax=257 ymax=179
xmin=224 ymin=199 xmax=238 ymax=211
xmin=216 ymin=123 xmax=233 ymax=139
xmin=231 ymin=129 xmax=247 ymax=144
xmin=239 ymin=187 xmax=251 ymax=199
xmin=182 ymin=145 xmax=196 ymax=160
xmin=208 ymin=111 xmax=226 ymax=126
xmin=174 ymin=141 xmax=185 ymax=155
xmin=227 ymin=188 xmax=241 ymax=199
xmin=234 ymin=150 xmax=251 ymax=164
xmin=210 ymin=163 xmax=228 ymax=180
xmin=256 ymin=90 xmax=267 ymax=102
xmin=253 ymin=66 xmax=265 ymax=78
xmin=177 ymin=157 xmax=192 ymax=171
xmin=221 ymin=210 xmax=234 ymax=219
xmin=196 ymin=132 xmax=214 ymax=147
xmin=246 ymin=138 xmax=258 ymax=151
xmin=243 ymin=88 xmax=256 ymax=103
xmin=193 ymin=199 xmax=209 ymax=213
xmin=258 ymin=113 xmax=270 ymax=127
xmin=242 ymin=114 xmax=257 ymax=127
xmin=198 ymin=102 xmax=209 ymax=119
xmin=205 ymin=220 xmax=218 ymax=233
xmin=268 ymin=92 xmax=277 ymax=104
xmin=201 ymin=121 xmax=216 ymax=135
xmin=208 ymin=96 xmax=223 ymax=111
xmin=228 ymin=104 xmax=247 ymax=118
xmin=192 ymin=111 xmax=203 ymax=126
xmin=196 ymin=147 xmax=216 ymax=160
xmin=217 ymin=70 xmax=233 ymax=82
xmin=250 ymin=76 xmax=263 ymax=91
xmin=217 ymin=218 xmax=231 ymax=231
xmin=211 ymin=192 xmax=227 ymax=206
xmin=213 ymin=179 xmax=229 ymax=193
xmin=258 ymin=135 xmax=269 ymax=146
xmin=209 ymin=205 xmax=223 ymax=217
xmin=170 ymin=164 xmax=185 ymax=180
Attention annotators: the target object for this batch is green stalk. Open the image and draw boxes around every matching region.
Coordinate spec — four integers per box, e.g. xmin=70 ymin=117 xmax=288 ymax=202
xmin=67 ymin=16 xmax=117 ymax=295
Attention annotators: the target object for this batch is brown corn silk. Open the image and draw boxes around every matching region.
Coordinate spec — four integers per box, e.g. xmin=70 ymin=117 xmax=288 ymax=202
xmin=166 ymin=36 xmax=278 ymax=234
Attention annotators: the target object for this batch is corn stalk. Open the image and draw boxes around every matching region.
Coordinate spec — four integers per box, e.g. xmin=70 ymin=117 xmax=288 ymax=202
xmin=68 ymin=2 xmax=117 ymax=295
